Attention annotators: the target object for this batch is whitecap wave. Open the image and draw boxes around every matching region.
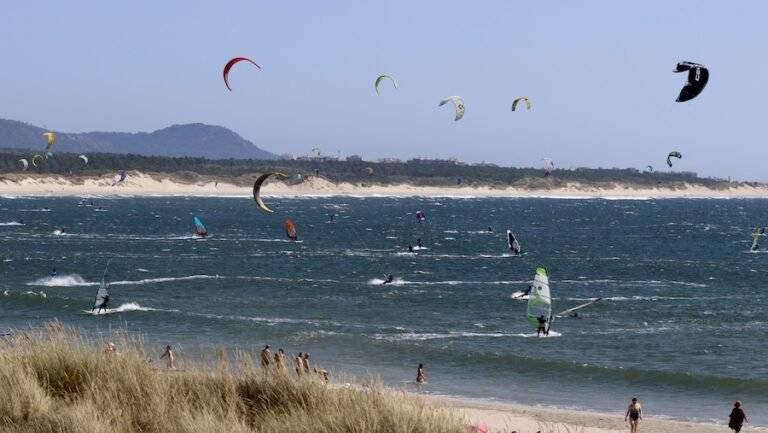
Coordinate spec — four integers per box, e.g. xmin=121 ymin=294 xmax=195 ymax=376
xmin=28 ymin=274 xmax=94 ymax=287
xmin=85 ymin=302 xmax=157 ymax=315
xmin=0 ymin=222 xmax=23 ymax=226
xmin=111 ymin=275 xmax=221 ymax=286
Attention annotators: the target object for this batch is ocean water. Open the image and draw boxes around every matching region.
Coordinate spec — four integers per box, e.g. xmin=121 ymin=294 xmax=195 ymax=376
xmin=1 ymin=196 xmax=767 ymax=425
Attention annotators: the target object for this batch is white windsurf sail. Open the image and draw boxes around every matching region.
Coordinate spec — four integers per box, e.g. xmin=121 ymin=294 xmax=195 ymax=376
xmin=91 ymin=260 xmax=111 ymax=312
xmin=751 ymin=228 xmax=763 ymax=251
xmin=507 ymin=230 xmax=521 ymax=254
xmin=556 ymin=298 xmax=601 ymax=317
xmin=526 ymin=267 xmax=552 ymax=331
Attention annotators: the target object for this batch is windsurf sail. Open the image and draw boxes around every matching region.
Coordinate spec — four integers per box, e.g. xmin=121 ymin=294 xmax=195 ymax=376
xmin=751 ymin=228 xmax=765 ymax=251
xmin=91 ymin=260 xmax=111 ymax=312
xmin=526 ymin=267 xmax=552 ymax=331
xmin=556 ymin=298 xmax=601 ymax=317
xmin=284 ymin=218 xmax=298 ymax=241
xmin=506 ymin=230 xmax=521 ymax=255
xmin=194 ymin=216 xmax=208 ymax=237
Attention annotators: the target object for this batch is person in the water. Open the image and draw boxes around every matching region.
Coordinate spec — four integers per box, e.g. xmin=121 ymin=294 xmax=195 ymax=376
xmin=50 ymin=268 xmax=57 ymax=278
xmin=408 ymin=245 xmax=414 ymax=253
xmin=487 ymin=226 xmax=493 ymax=233
xmin=536 ymin=314 xmax=548 ymax=336
xmin=417 ymin=238 xmax=423 ymax=248
xmin=383 ymin=274 xmax=394 ymax=285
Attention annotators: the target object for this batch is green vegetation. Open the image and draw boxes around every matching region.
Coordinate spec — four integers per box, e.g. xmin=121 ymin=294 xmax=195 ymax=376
xmin=0 ymin=150 xmax=746 ymax=189
xmin=0 ymin=322 xmax=464 ymax=433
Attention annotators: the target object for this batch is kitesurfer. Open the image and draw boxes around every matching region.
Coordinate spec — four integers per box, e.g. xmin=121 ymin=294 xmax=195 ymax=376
xmin=536 ymin=314 xmax=548 ymax=337
xmin=383 ymin=274 xmax=394 ymax=285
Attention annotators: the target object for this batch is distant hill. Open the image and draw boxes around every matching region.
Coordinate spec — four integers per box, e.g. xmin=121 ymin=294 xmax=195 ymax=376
xmin=0 ymin=118 xmax=276 ymax=160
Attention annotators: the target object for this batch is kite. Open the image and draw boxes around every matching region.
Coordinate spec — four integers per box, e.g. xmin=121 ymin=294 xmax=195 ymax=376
xmin=511 ymin=97 xmax=532 ymax=111
xmin=223 ymin=57 xmax=261 ymax=91
xmin=374 ymin=74 xmax=398 ymax=95
xmin=667 ymin=151 xmax=682 ymax=167
xmin=439 ymin=96 xmax=465 ymax=121
xmin=674 ymin=62 xmax=708 ymax=102
xmin=252 ymin=172 xmax=287 ymax=213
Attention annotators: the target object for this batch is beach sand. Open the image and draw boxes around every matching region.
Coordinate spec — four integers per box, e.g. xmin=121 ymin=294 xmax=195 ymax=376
xmin=429 ymin=395 xmax=764 ymax=433
xmin=1 ymin=172 xmax=768 ymax=198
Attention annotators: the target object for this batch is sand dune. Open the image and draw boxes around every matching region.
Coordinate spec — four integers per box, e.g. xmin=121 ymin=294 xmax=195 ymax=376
xmin=2 ymin=172 xmax=768 ymax=198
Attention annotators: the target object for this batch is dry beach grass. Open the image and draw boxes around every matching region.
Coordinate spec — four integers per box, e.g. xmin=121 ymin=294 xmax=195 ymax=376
xmin=0 ymin=322 xmax=465 ymax=433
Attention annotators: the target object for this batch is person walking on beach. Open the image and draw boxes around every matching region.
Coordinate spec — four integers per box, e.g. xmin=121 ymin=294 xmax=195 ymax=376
xmin=416 ymin=363 xmax=426 ymax=390
xmin=729 ymin=401 xmax=748 ymax=432
xmin=302 ymin=352 xmax=311 ymax=373
xmin=624 ymin=397 xmax=642 ymax=433
xmin=160 ymin=345 xmax=175 ymax=369
xmin=260 ymin=345 xmax=272 ymax=370
xmin=295 ymin=352 xmax=304 ymax=376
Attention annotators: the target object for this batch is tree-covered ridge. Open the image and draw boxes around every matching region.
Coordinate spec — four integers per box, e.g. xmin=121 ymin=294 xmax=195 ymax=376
xmin=0 ymin=150 xmax=744 ymax=189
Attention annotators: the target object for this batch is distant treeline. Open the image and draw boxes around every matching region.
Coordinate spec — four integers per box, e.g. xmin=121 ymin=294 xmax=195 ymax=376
xmin=0 ymin=150 xmax=744 ymax=188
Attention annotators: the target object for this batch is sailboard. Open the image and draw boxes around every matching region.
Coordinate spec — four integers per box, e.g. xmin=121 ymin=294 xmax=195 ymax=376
xmin=526 ymin=267 xmax=553 ymax=333
xmin=194 ymin=216 xmax=208 ymax=237
xmin=556 ymin=298 xmax=601 ymax=317
xmin=90 ymin=260 xmax=111 ymax=314
xmin=507 ymin=230 xmax=521 ymax=255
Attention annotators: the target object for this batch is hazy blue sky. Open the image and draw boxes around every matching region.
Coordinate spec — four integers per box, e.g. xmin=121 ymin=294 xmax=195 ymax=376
xmin=1 ymin=2 xmax=766 ymax=179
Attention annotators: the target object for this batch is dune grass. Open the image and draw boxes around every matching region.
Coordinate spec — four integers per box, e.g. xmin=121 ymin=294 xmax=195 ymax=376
xmin=0 ymin=322 xmax=465 ymax=433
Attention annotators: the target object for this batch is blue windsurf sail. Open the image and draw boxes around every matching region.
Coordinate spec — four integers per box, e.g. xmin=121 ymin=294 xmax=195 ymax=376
xmin=194 ymin=216 xmax=208 ymax=237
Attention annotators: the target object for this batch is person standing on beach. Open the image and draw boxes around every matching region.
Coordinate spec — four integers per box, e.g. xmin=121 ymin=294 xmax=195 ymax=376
xmin=260 ymin=345 xmax=272 ymax=370
xmin=274 ymin=348 xmax=287 ymax=373
xmin=160 ymin=345 xmax=175 ymax=369
xmin=302 ymin=352 xmax=311 ymax=373
xmin=624 ymin=397 xmax=642 ymax=433
xmin=416 ymin=363 xmax=426 ymax=390
xmin=295 ymin=352 xmax=304 ymax=376
xmin=104 ymin=342 xmax=116 ymax=359
xmin=728 ymin=401 xmax=748 ymax=432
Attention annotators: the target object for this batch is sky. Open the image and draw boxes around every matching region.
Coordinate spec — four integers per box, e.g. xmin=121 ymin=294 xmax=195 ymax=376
xmin=1 ymin=1 xmax=766 ymax=180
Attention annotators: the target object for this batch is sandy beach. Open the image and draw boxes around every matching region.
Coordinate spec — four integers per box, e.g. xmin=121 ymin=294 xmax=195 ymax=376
xmin=431 ymin=395 xmax=766 ymax=433
xmin=1 ymin=172 xmax=767 ymax=199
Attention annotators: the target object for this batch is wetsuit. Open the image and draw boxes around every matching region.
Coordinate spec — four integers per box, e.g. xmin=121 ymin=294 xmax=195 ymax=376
xmin=536 ymin=315 xmax=547 ymax=336
xmin=97 ymin=295 xmax=110 ymax=313
xmin=383 ymin=275 xmax=394 ymax=285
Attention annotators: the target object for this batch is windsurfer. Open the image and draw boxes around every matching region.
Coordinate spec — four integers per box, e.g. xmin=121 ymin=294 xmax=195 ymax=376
xmin=536 ymin=314 xmax=548 ymax=336
xmin=95 ymin=294 xmax=109 ymax=314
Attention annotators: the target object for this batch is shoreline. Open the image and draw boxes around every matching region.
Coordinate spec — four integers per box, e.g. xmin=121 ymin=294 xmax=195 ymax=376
xmin=426 ymin=394 xmax=766 ymax=433
xmin=2 ymin=172 xmax=768 ymax=198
